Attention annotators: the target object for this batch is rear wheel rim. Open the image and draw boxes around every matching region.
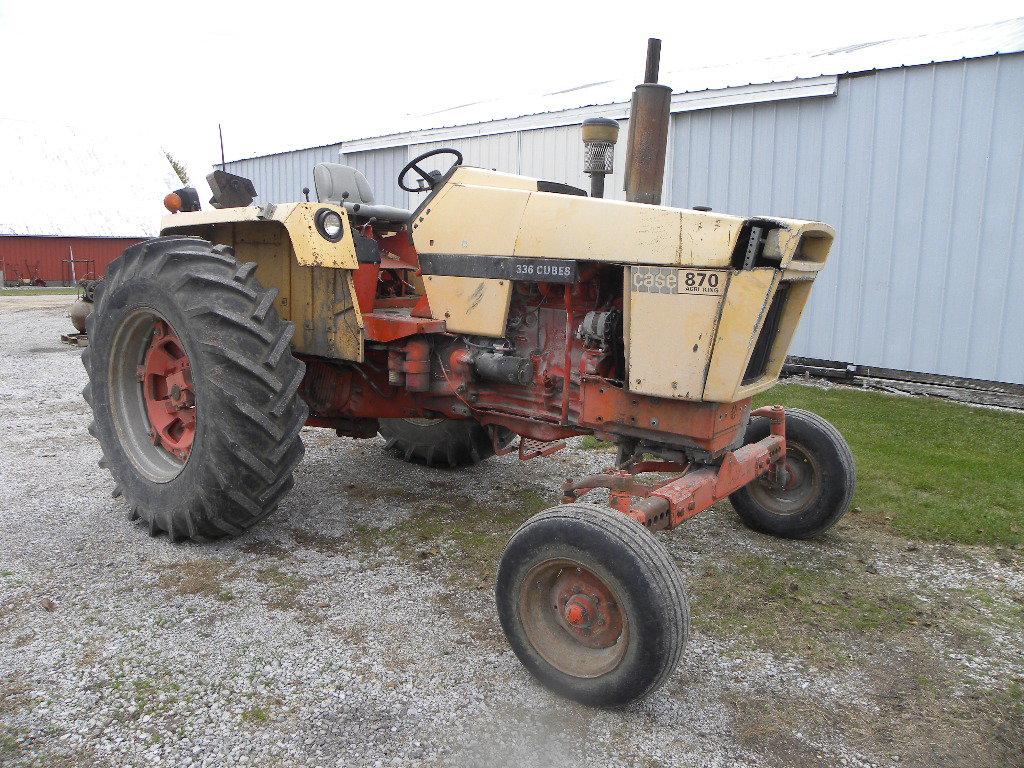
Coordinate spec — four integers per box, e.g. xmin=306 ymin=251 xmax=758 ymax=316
xmin=747 ymin=440 xmax=821 ymax=515
xmin=109 ymin=310 xmax=196 ymax=483
xmin=518 ymin=558 xmax=628 ymax=679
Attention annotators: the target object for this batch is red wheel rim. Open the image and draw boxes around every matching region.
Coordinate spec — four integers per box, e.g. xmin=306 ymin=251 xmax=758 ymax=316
xmin=551 ymin=567 xmax=623 ymax=649
xmin=519 ymin=559 xmax=628 ymax=678
xmin=139 ymin=319 xmax=196 ymax=462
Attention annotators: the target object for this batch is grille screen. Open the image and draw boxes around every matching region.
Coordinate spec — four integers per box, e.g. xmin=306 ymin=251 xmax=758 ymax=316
xmin=742 ymin=283 xmax=790 ymax=385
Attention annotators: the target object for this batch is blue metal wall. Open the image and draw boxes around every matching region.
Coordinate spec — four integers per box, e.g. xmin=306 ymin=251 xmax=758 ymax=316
xmin=225 ymin=54 xmax=1024 ymax=384
xmin=225 ymin=143 xmax=342 ymax=205
xmin=342 ymin=147 xmax=409 ymax=209
xmin=669 ymin=55 xmax=1024 ymax=385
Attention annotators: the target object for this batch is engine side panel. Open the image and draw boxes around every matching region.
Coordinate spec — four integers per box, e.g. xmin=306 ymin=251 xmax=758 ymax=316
xmin=626 ymin=266 xmax=728 ymax=400
xmin=515 ymin=196 xmax=742 ymax=267
xmin=422 ymin=274 xmax=512 ymax=336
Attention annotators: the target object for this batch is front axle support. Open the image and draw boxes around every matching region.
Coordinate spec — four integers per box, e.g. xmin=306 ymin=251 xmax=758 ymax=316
xmin=564 ymin=405 xmax=787 ymax=531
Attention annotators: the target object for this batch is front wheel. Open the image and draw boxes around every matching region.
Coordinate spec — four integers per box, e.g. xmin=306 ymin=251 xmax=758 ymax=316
xmin=496 ymin=503 xmax=689 ymax=706
xmin=729 ymin=407 xmax=855 ymax=539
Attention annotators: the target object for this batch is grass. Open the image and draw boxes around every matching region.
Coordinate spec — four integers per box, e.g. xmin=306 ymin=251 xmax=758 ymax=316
xmin=0 ymin=679 xmax=31 ymax=757
xmin=152 ymin=556 xmax=312 ymax=614
xmin=754 ymin=383 xmax=1024 ymax=546
xmin=154 ymin=558 xmax=237 ymax=600
xmin=241 ymin=706 xmax=269 ymax=724
xmin=348 ymin=487 xmax=550 ymax=583
xmin=0 ymin=287 xmax=79 ymax=296
xmin=996 ymin=680 xmax=1024 ymax=754
xmin=0 ymin=729 xmax=22 ymax=756
xmin=690 ymin=551 xmax=920 ymax=665
xmin=254 ymin=566 xmax=310 ymax=612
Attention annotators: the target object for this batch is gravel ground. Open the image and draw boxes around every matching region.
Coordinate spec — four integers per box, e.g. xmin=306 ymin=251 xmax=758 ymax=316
xmin=1 ymin=295 xmax=1022 ymax=768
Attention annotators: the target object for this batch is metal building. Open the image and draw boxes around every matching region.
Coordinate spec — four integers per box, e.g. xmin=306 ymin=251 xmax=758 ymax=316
xmin=224 ymin=19 xmax=1024 ymax=386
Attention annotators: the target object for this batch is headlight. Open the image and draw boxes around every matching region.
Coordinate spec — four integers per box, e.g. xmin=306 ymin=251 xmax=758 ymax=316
xmin=315 ymin=208 xmax=344 ymax=242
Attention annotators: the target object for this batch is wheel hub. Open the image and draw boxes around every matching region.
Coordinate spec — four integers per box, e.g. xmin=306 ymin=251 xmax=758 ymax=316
xmin=763 ymin=456 xmax=804 ymax=491
xmin=138 ymin=320 xmax=196 ymax=461
xmin=552 ymin=569 xmax=622 ymax=648
xmin=518 ymin=558 xmax=629 ymax=678
xmin=749 ymin=442 xmax=821 ymax=515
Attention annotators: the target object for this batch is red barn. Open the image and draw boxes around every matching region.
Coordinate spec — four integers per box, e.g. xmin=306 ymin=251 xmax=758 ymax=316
xmin=0 ymin=118 xmax=181 ymax=284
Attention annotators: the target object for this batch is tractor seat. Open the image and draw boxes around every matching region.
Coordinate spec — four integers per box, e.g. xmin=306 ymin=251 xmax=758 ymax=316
xmin=312 ymin=163 xmax=412 ymax=225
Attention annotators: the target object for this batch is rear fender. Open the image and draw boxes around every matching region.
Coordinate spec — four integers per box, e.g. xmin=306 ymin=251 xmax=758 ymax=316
xmin=160 ymin=204 xmax=364 ymax=361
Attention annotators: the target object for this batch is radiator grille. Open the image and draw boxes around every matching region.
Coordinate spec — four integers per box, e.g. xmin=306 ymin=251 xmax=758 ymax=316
xmin=742 ymin=283 xmax=790 ymax=385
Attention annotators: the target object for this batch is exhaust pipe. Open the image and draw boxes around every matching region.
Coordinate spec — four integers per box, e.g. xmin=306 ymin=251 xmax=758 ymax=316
xmin=623 ymin=38 xmax=672 ymax=205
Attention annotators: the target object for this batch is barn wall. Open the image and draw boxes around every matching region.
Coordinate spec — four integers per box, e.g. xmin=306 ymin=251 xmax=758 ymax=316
xmin=225 ymin=144 xmax=343 ymax=205
xmin=341 ymin=147 xmax=411 ymax=209
xmin=223 ymin=53 xmax=1024 ymax=385
xmin=668 ymin=55 xmax=1024 ymax=385
xmin=0 ymin=236 xmax=143 ymax=283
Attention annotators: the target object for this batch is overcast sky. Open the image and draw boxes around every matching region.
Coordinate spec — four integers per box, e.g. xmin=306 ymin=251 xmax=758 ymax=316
xmin=1 ymin=0 xmax=1020 ymax=185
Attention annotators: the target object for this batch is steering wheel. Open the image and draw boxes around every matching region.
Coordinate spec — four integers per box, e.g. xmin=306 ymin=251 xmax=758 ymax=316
xmin=398 ymin=148 xmax=463 ymax=193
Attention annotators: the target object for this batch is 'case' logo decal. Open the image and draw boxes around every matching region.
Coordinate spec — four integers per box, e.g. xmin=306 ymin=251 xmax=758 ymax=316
xmin=631 ymin=266 xmax=726 ymax=296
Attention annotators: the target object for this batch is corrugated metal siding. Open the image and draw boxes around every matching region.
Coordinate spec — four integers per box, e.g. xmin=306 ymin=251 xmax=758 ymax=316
xmin=220 ymin=53 xmax=1024 ymax=385
xmin=408 ymin=134 xmax=520 ymax=176
xmin=225 ymin=19 xmax=1024 ymax=162
xmin=519 ymin=122 xmax=634 ymax=201
xmin=341 ymin=147 xmax=410 ymax=209
xmin=668 ymin=55 xmax=1024 ymax=384
xmin=0 ymin=236 xmax=143 ymax=282
xmin=225 ymin=144 xmax=341 ymax=205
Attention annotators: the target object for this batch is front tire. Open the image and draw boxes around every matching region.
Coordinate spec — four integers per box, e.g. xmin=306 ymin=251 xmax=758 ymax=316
xmin=83 ymin=238 xmax=308 ymax=541
xmin=496 ymin=503 xmax=689 ymax=706
xmin=729 ymin=407 xmax=855 ymax=539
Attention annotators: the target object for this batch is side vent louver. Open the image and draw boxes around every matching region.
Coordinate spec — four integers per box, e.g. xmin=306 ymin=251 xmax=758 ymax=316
xmin=742 ymin=283 xmax=790 ymax=385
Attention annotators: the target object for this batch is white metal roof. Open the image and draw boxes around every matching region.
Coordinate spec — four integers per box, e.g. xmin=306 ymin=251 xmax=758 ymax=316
xmin=232 ymin=16 xmax=1024 ymax=160
xmin=0 ymin=118 xmax=181 ymax=238
xmin=416 ymin=16 xmax=1024 ymax=130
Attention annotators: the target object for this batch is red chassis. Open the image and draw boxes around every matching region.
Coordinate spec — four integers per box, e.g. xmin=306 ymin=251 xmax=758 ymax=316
xmin=563 ymin=405 xmax=787 ymax=531
xmin=299 ymin=227 xmax=789 ymax=532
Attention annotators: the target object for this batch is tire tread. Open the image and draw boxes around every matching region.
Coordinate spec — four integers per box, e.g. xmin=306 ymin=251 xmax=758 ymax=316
xmin=82 ymin=237 xmax=308 ymax=541
xmin=378 ymin=418 xmax=505 ymax=468
xmin=500 ymin=503 xmax=689 ymax=705
xmin=729 ymin=407 xmax=855 ymax=539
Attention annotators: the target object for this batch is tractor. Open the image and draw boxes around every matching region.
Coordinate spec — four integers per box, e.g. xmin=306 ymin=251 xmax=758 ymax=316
xmin=82 ymin=41 xmax=854 ymax=706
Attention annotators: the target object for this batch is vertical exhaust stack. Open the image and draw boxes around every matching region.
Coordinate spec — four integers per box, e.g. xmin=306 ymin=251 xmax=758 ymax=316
xmin=623 ymin=38 xmax=672 ymax=205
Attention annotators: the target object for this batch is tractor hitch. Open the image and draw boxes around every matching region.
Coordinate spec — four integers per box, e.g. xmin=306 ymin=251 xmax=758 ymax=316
xmin=564 ymin=405 xmax=787 ymax=531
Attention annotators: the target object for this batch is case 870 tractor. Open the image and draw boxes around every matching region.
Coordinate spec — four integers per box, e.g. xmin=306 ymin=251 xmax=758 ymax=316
xmin=82 ymin=41 xmax=854 ymax=706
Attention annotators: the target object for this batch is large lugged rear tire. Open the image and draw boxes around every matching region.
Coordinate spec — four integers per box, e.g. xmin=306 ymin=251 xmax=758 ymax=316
xmin=729 ymin=407 xmax=855 ymax=539
xmin=378 ymin=418 xmax=501 ymax=468
xmin=496 ymin=503 xmax=689 ymax=706
xmin=82 ymin=237 xmax=308 ymax=541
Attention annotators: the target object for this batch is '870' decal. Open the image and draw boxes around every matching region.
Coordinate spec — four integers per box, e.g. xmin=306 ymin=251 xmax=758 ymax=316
xmin=631 ymin=266 xmax=727 ymax=296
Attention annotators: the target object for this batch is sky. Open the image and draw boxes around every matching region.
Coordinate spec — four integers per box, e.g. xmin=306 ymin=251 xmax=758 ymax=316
xmin=0 ymin=0 xmax=1021 ymax=186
